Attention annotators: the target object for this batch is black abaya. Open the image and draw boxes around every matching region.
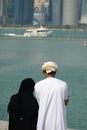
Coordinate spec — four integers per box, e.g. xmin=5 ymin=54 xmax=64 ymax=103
xmin=7 ymin=78 xmax=39 ymax=130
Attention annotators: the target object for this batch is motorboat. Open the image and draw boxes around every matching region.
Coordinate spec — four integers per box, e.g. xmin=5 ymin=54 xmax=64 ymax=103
xmin=2 ymin=26 xmax=52 ymax=37
xmin=81 ymin=41 xmax=87 ymax=46
xmin=24 ymin=26 xmax=52 ymax=37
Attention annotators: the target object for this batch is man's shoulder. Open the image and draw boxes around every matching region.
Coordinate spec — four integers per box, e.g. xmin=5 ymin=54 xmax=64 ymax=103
xmin=55 ymin=78 xmax=67 ymax=85
xmin=35 ymin=79 xmax=44 ymax=86
xmin=35 ymin=78 xmax=66 ymax=85
xmin=35 ymin=79 xmax=47 ymax=91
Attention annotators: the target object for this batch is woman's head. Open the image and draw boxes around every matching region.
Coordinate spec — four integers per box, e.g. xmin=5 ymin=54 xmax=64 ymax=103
xmin=18 ymin=78 xmax=35 ymax=94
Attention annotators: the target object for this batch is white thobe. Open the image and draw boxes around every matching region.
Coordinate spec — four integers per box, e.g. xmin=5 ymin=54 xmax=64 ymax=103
xmin=34 ymin=77 xmax=68 ymax=130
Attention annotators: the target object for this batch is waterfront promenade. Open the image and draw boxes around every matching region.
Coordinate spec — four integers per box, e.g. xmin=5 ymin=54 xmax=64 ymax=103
xmin=0 ymin=120 xmax=76 ymax=130
xmin=0 ymin=120 xmax=8 ymax=130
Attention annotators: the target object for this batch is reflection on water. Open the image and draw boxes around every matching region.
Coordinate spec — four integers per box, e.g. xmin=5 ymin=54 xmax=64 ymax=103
xmin=0 ymin=39 xmax=87 ymax=130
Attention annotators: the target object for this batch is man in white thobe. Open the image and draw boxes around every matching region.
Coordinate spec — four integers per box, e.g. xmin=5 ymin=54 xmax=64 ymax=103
xmin=34 ymin=61 xmax=69 ymax=130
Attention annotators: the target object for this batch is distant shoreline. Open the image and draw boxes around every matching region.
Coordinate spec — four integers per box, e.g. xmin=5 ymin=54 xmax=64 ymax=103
xmin=0 ymin=26 xmax=87 ymax=32
xmin=0 ymin=25 xmax=87 ymax=32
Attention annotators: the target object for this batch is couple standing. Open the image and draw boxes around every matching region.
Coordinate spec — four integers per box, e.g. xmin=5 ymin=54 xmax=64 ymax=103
xmin=8 ymin=61 xmax=69 ymax=130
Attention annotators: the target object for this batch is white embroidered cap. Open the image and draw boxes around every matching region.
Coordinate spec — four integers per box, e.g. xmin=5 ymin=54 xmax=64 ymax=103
xmin=42 ymin=61 xmax=58 ymax=74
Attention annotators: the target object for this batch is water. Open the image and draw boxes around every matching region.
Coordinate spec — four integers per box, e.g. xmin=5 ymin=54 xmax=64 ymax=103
xmin=0 ymin=32 xmax=87 ymax=130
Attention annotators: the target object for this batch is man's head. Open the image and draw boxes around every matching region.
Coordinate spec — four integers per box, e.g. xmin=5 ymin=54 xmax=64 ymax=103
xmin=42 ymin=61 xmax=58 ymax=77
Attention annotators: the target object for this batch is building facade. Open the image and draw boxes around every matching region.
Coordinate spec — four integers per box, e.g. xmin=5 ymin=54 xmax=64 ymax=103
xmin=14 ymin=0 xmax=34 ymax=25
xmin=0 ymin=0 xmax=3 ymax=16
xmin=34 ymin=0 xmax=49 ymax=24
xmin=78 ymin=0 xmax=82 ymax=21
xmin=49 ymin=0 xmax=79 ymax=25
xmin=50 ymin=0 xmax=63 ymax=25
xmin=0 ymin=0 xmax=83 ymax=26
xmin=80 ymin=0 xmax=87 ymax=24
xmin=62 ymin=0 xmax=79 ymax=25
xmin=0 ymin=0 xmax=7 ymax=17
xmin=0 ymin=0 xmax=8 ymax=24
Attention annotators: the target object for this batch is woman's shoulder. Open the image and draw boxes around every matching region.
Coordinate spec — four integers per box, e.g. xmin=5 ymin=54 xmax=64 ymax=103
xmin=10 ymin=94 xmax=18 ymax=100
xmin=8 ymin=94 xmax=20 ymax=106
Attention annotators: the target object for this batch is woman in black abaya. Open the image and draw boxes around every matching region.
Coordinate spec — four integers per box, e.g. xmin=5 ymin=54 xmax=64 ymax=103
xmin=7 ymin=78 xmax=39 ymax=130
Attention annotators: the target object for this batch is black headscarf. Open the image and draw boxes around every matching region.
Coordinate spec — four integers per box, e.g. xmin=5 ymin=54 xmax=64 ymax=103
xmin=18 ymin=78 xmax=35 ymax=94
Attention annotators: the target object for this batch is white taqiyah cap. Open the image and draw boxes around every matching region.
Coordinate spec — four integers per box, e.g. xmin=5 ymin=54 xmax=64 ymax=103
xmin=42 ymin=61 xmax=58 ymax=74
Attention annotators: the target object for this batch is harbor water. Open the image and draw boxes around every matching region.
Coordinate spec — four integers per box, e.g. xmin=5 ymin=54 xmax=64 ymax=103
xmin=0 ymin=30 xmax=87 ymax=130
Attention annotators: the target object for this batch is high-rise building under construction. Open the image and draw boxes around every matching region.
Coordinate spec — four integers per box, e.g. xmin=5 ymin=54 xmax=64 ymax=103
xmin=14 ymin=0 xmax=34 ymax=24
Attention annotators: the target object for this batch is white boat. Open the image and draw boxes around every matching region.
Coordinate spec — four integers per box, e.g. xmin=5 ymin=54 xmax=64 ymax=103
xmin=24 ymin=26 xmax=52 ymax=37
xmin=3 ymin=26 xmax=52 ymax=37
xmin=81 ymin=41 xmax=87 ymax=46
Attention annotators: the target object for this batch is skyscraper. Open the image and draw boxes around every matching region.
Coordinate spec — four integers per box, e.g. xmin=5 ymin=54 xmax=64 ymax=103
xmin=0 ymin=0 xmax=7 ymax=17
xmin=49 ymin=0 xmax=80 ymax=25
xmin=80 ymin=0 xmax=87 ymax=24
xmin=78 ymin=0 xmax=82 ymax=20
xmin=62 ymin=0 xmax=79 ymax=25
xmin=14 ymin=0 xmax=34 ymax=25
xmin=51 ymin=0 xmax=63 ymax=25
xmin=0 ymin=0 xmax=3 ymax=16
